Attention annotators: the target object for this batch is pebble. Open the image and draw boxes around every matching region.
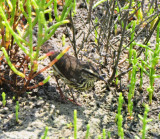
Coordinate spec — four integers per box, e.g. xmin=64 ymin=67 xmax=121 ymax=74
xmin=36 ymin=100 xmax=44 ymax=107
xmin=103 ymin=115 xmax=109 ymax=124
xmin=89 ymin=102 xmax=95 ymax=107
xmin=1 ymin=107 xmax=9 ymax=114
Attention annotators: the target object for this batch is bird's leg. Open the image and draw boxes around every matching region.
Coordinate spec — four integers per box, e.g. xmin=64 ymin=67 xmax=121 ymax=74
xmin=68 ymin=88 xmax=81 ymax=106
xmin=55 ymin=77 xmax=65 ymax=99
xmin=68 ymin=88 xmax=76 ymax=102
xmin=55 ymin=77 xmax=81 ymax=105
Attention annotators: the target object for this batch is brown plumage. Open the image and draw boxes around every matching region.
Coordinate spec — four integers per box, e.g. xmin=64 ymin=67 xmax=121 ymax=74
xmin=42 ymin=45 xmax=104 ymax=91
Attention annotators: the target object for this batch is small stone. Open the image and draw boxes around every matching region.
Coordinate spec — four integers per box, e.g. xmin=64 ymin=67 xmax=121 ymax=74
xmin=103 ymin=115 xmax=109 ymax=124
xmin=50 ymin=104 xmax=55 ymax=109
xmin=38 ymin=89 xmax=45 ymax=95
xmin=36 ymin=100 xmax=44 ymax=107
xmin=56 ymin=110 xmax=60 ymax=114
xmin=89 ymin=102 xmax=95 ymax=107
xmin=1 ymin=107 xmax=8 ymax=114
xmin=3 ymin=107 xmax=9 ymax=111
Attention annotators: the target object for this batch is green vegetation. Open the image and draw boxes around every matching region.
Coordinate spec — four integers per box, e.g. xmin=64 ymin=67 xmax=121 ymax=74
xmin=15 ymin=101 xmax=19 ymax=122
xmin=116 ymin=93 xmax=124 ymax=139
xmin=62 ymin=34 xmax=66 ymax=47
xmin=85 ymin=124 xmax=90 ymax=139
xmin=128 ymin=50 xmax=137 ymax=117
xmin=94 ymin=17 xmax=98 ymax=44
xmin=2 ymin=92 xmax=6 ymax=107
xmin=74 ymin=110 xmax=77 ymax=139
xmin=41 ymin=126 xmax=49 ymax=139
xmin=138 ymin=104 xmax=152 ymax=139
xmin=0 ymin=0 xmax=72 ymax=96
xmin=66 ymin=122 xmax=73 ymax=129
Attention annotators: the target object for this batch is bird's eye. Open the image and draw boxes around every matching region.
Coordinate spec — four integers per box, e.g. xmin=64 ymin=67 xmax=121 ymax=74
xmin=82 ymin=68 xmax=99 ymax=77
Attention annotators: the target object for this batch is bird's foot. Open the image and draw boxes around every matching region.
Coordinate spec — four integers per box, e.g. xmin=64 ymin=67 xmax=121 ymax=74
xmin=66 ymin=96 xmax=81 ymax=106
xmin=57 ymin=86 xmax=81 ymax=106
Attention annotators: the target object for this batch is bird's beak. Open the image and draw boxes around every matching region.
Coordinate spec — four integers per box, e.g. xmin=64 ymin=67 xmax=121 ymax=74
xmin=99 ymin=74 xmax=106 ymax=81
xmin=99 ymin=75 xmax=105 ymax=81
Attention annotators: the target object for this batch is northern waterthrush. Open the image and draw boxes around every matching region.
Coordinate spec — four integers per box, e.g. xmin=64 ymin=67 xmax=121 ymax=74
xmin=41 ymin=45 xmax=105 ymax=104
xmin=42 ymin=45 xmax=104 ymax=91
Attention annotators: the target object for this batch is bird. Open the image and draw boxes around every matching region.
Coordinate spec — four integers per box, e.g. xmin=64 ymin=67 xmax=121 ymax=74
xmin=41 ymin=45 xmax=105 ymax=103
